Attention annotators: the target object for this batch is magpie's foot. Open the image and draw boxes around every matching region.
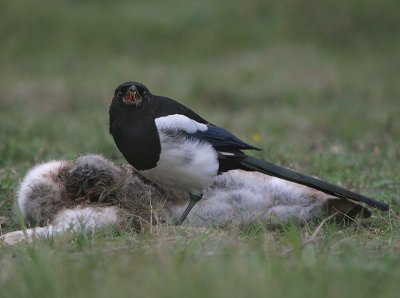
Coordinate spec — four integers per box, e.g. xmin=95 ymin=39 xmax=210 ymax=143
xmin=175 ymin=193 xmax=202 ymax=226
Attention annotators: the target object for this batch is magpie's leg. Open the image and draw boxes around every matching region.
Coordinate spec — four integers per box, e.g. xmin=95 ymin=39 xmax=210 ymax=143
xmin=175 ymin=193 xmax=202 ymax=226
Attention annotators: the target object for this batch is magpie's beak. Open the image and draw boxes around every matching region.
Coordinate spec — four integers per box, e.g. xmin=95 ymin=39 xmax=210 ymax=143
xmin=123 ymin=87 xmax=142 ymax=105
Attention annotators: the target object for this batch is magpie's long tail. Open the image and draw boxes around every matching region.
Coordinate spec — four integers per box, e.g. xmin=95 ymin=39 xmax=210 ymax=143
xmin=239 ymin=155 xmax=389 ymax=211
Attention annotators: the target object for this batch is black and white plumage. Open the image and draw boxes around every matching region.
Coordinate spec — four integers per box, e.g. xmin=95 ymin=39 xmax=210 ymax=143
xmin=109 ymin=82 xmax=259 ymax=192
xmin=109 ymin=81 xmax=388 ymax=224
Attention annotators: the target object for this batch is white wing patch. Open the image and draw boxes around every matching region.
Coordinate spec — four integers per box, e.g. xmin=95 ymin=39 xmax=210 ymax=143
xmin=155 ymin=114 xmax=208 ymax=134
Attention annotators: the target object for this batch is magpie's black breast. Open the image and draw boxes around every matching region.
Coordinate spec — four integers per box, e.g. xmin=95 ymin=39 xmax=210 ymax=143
xmin=109 ymin=99 xmax=161 ymax=170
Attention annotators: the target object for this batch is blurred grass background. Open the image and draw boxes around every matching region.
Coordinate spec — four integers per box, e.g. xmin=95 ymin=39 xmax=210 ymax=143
xmin=0 ymin=0 xmax=399 ymax=297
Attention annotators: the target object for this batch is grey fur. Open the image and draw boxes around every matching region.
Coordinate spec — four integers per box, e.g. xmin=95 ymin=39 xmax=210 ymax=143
xmin=17 ymin=155 xmax=369 ymax=231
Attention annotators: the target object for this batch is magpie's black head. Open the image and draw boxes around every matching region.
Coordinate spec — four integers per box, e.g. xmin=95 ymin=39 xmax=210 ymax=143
xmin=113 ymin=81 xmax=152 ymax=106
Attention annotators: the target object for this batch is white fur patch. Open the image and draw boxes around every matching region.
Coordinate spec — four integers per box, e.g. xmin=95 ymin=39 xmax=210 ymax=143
xmin=0 ymin=206 xmax=120 ymax=245
xmin=155 ymin=114 xmax=208 ymax=134
xmin=17 ymin=160 xmax=66 ymax=218
xmin=168 ymin=170 xmax=327 ymax=226
xmin=140 ymin=133 xmax=219 ymax=193
xmin=52 ymin=206 xmax=119 ymax=231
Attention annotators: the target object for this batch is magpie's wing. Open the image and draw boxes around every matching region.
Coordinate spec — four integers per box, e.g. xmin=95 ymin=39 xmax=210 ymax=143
xmin=154 ymin=114 xmax=260 ymax=153
xmin=192 ymin=124 xmax=261 ymax=152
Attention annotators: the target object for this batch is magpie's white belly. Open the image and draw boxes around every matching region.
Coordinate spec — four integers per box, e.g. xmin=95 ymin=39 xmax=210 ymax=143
xmin=140 ymin=133 xmax=219 ymax=193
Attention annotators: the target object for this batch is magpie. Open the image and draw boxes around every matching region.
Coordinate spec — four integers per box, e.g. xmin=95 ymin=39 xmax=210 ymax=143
xmin=109 ymin=81 xmax=389 ymax=225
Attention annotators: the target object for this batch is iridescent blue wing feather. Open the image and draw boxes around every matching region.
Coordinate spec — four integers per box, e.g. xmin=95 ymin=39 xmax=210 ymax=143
xmin=190 ymin=124 xmax=261 ymax=152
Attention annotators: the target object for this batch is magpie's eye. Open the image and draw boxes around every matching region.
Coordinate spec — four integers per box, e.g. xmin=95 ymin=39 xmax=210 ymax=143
xmin=117 ymin=91 xmax=123 ymax=97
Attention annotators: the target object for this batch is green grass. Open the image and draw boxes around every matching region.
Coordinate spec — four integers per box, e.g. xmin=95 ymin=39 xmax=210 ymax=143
xmin=1 ymin=0 xmax=400 ymax=297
